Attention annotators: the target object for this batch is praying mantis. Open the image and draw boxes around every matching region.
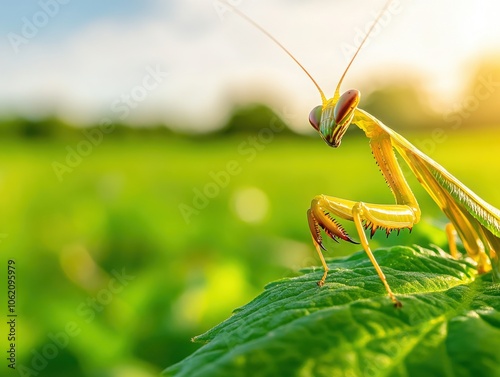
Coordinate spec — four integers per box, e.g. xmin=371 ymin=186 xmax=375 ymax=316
xmin=225 ymin=1 xmax=500 ymax=307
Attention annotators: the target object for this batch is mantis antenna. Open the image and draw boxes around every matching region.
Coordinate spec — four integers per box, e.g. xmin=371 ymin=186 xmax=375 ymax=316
xmin=334 ymin=0 xmax=394 ymax=98
xmin=223 ymin=2 xmax=327 ymax=105
xmin=224 ymin=1 xmax=394 ymax=103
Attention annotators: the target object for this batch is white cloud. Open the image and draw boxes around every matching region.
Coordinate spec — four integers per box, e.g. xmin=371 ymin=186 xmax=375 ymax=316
xmin=1 ymin=0 xmax=500 ymax=131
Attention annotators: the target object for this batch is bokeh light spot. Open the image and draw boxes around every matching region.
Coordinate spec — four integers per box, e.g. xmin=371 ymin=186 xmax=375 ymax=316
xmin=232 ymin=187 xmax=269 ymax=224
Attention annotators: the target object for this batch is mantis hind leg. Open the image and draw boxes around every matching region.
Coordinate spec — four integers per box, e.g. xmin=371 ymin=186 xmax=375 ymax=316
xmin=445 ymin=221 xmax=492 ymax=274
xmin=308 ymin=195 xmax=419 ymax=307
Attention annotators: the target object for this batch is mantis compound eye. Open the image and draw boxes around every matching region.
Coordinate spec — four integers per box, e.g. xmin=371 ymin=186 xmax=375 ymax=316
xmin=309 ymin=105 xmax=323 ymax=131
xmin=333 ymin=89 xmax=360 ymax=126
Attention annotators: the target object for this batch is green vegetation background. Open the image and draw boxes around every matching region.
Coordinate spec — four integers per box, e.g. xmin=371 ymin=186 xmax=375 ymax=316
xmin=1 ymin=69 xmax=500 ymax=376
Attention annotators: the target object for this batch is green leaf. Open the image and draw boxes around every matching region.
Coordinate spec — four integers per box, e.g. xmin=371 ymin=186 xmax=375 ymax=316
xmin=163 ymin=246 xmax=500 ymax=377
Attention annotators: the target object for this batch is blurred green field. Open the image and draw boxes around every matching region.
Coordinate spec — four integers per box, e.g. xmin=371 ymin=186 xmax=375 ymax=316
xmin=1 ymin=128 xmax=499 ymax=376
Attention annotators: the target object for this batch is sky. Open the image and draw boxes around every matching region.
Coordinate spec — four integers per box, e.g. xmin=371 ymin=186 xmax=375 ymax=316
xmin=1 ymin=0 xmax=500 ymax=133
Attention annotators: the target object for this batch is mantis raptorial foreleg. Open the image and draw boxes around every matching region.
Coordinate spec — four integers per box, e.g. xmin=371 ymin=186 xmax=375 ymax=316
xmin=306 ymin=130 xmax=421 ymax=306
xmin=308 ymin=194 xmax=418 ymax=307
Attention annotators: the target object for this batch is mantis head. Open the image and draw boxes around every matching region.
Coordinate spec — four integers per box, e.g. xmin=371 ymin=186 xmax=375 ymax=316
xmin=224 ymin=1 xmax=388 ymax=148
xmin=308 ymin=89 xmax=360 ymax=148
